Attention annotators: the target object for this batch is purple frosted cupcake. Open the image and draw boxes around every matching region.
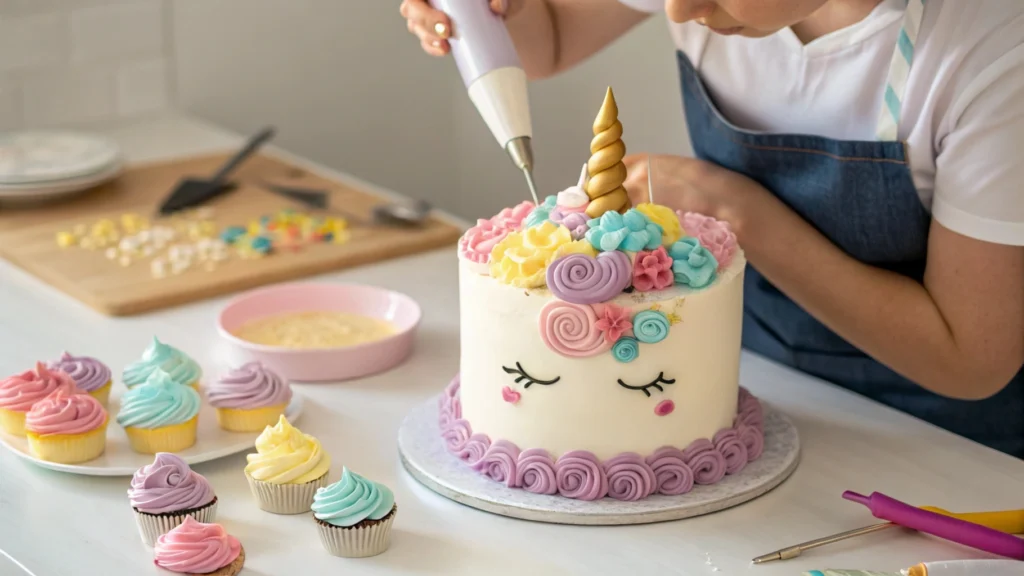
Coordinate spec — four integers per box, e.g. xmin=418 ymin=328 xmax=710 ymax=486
xmin=129 ymin=453 xmax=218 ymax=545
xmin=47 ymin=351 xmax=112 ymax=407
xmin=208 ymin=362 xmax=292 ymax=432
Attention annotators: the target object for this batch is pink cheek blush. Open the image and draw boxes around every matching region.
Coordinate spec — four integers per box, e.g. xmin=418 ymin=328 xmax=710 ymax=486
xmin=654 ymin=400 xmax=675 ymax=416
xmin=502 ymin=386 xmax=521 ymax=405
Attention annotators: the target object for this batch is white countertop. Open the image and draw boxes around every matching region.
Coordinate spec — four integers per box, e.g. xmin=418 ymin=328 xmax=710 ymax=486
xmin=1 ymin=114 xmax=1021 ymax=576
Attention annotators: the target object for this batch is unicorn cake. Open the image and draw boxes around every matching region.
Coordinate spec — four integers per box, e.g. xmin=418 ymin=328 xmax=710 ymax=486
xmin=445 ymin=88 xmax=763 ymax=502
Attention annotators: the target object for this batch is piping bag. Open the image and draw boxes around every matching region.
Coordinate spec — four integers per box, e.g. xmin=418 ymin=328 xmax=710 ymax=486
xmin=802 ymin=563 xmax=1023 ymax=576
xmin=428 ymin=0 xmax=540 ymax=204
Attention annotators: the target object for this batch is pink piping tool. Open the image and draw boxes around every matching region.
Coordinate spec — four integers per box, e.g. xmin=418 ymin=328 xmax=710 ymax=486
xmin=843 ymin=491 xmax=1024 ymax=560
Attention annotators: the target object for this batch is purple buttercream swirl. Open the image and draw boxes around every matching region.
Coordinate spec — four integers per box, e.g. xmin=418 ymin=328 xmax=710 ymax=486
xmin=129 ymin=453 xmax=215 ymax=514
xmin=438 ymin=377 xmax=764 ymax=501
xmin=207 ymin=361 xmax=292 ymax=409
xmin=47 ymin=351 xmax=110 ymax=393
xmin=546 ymin=251 xmax=632 ymax=305
xmin=550 ymin=210 xmax=591 ymax=240
xmin=604 ymin=453 xmax=656 ymax=501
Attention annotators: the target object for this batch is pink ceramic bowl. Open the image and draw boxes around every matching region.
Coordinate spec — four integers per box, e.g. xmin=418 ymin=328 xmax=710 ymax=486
xmin=217 ymin=282 xmax=422 ymax=382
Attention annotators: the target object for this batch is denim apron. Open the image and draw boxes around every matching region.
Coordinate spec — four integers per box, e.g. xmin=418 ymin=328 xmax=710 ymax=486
xmin=677 ymin=10 xmax=1024 ymax=457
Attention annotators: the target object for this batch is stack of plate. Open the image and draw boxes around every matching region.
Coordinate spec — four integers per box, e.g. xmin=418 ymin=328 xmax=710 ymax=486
xmin=0 ymin=131 xmax=123 ymax=203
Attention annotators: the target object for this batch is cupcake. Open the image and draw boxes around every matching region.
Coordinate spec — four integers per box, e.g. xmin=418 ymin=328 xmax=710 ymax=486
xmin=129 ymin=453 xmax=218 ymax=545
xmin=312 ymin=467 xmax=397 ymax=558
xmin=123 ymin=337 xmax=202 ymax=391
xmin=0 ymin=363 xmax=78 ymax=436
xmin=24 ymin=390 xmax=108 ymax=463
xmin=117 ymin=369 xmax=201 ymax=454
xmin=154 ymin=517 xmax=244 ymax=576
xmin=208 ymin=362 xmax=292 ymax=432
xmin=244 ymin=415 xmax=330 ymax=514
xmin=47 ymin=351 xmax=113 ymax=407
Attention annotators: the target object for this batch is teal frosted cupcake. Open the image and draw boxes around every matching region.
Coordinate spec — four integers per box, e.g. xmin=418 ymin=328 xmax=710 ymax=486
xmin=311 ymin=468 xmax=397 ymax=558
xmin=117 ymin=369 xmax=201 ymax=454
xmin=123 ymin=337 xmax=202 ymax=391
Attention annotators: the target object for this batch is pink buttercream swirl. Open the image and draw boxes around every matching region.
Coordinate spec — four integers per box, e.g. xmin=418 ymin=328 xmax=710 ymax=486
xmin=0 ymin=363 xmax=79 ymax=412
xmin=713 ymin=429 xmax=749 ymax=475
xmin=471 ymin=439 xmax=520 ymax=487
xmin=207 ymin=361 xmax=292 ymax=410
xmin=538 ymin=301 xmax=612 ymax=358
xmin=515 ymin=448 xmax=558 ymax=495
xmin=555 ymin=451 xmax=608 ymax=500
xmin=683 ymin=439 xmax=728 ymax=485
xmin=604 ymin=453 xmax=657 ymax=501
xmin=25 ymin=390 xmax=106 ymax=436
xmin=129 ymin=453 xmax=216 ymax=514
xmin=491 ymin=201 xmax=535 ymax=231
xmin=594 ymin=303 xmax=634 ymax=344
xmin=646 ymin=447 xmax=694 ymax=495
xmin=154 ymin=517 xmax=241 ymax=574
xmin=632 ymin=246 xmax=675 ymax=292
xmin=456 ymin=433 xmax=491 ymax=465
xmin=546 ymin=251 xmax=632 ymax=305
xmin=678 ymin=211 xmax=738 ymax=271
xmin=459 ymin=218 xmax=513 ymax=265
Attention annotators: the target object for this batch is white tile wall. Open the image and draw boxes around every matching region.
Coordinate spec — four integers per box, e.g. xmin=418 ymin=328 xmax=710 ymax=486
xmin=0 ymin=0 xmax=172 ymax=129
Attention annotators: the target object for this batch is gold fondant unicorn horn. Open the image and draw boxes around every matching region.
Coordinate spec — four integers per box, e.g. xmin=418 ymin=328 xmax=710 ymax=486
xmin=584 ymin=87 xmax=630 ymax=218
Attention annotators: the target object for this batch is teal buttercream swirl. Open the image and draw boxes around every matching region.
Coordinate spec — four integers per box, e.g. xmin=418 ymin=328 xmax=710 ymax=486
xmin=123 ymin=336 xmax=202 ymax=388
xmin=633 ymin=310 xmax=670 ymax=344
xmin=116 ymin=369 xmax=201 ymax=429
xmin=311 ymin=467 xmax=395 ymax=527
xmin=669 ymin=237 xmax=718 ymax=289
xmin=612 ymin=337 xmax=640 ymax=363
xmin=586 ymin=209 xmax=663 ymax=252
xmin=523 ymin=195 xmax=557 ymax=228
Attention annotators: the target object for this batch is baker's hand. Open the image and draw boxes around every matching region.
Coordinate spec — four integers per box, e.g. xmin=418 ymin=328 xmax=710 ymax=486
xmin=400 ymin=0 xmax=520 ymax=57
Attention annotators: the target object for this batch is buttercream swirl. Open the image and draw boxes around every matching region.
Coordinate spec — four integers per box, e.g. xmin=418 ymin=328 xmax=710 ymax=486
xmin=154 ymin=517 xmax=241 ymax=574
xmin=552 ymin=211 xmax=591 ymax=240
xmin=646 ymin=447 xmax=695 ymax=495
xmin=25 ymin=390 xmax=106 ymax=436
xmin=515 ymin=448 xmax=558 ymax=495
xmin=632 ymin=310 xmax=670 ymax=344
xmin=456 ymin=433 xmax=491 ymax=465
xmin=539 ymin=300 xmax=612 ymax=358
xmin=207 ymin=361 xmax=292 ymax=410
xmin=244 ymin=415 xmax=330 ymax=484
xmin=683 ymin=439 xmax=727 ymax=485
xmin=117 ymin=369 xmax=200 ymax=429
xmin=459 ymin=218 xmax=512 ymax=267
xmin=738 ymin=424 xmax=765 ymax=460
xmin=129 ymin=453 xmax=216 ymax=514
xmin=604 ymin=453 xmax=656 ymax=501
xmin=555 ymin=186 xmax=590 ymax=213
xmin=632 ymin=246 xmax=675 ymax=292
xmin=555 ymin=451 xmax=608 ymax=500
xmin=490 ymin=221 xmax=572 ymax=288
xmin=636 ymin=203 xmax=683 ymax=246
xmin=491 ymin=200 xmax=535 ymax=231
xmin=669 ymin=237 xmax=718 ymax=289
xmin=0 ymin=363 xmax=78 ymax=412
xmin=546 ymin=250 xmax=632 ymax=304
xmin=586 ymin=209 xmax=663 ymax=253
xmin=123 ymin=337 xmax=202 ymax=388
xmin=471 ymin=440 xmax=520 ymax=487
xmin=523 ymin=195 xmax=557 ymax=228
xmin=611 ymin=337 xmax=640 ymax=363
xmin=311 ymin=467 xmax=395 ymax=527
xmin=47 ymin=352 xmax=110 ymax=393
xmin=679 ymin=211 xmax=738 ymax=271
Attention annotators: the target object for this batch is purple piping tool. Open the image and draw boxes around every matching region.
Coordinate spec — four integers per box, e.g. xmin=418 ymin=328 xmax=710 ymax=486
xmin=843 ymin=491 xmax=1024 ymax=560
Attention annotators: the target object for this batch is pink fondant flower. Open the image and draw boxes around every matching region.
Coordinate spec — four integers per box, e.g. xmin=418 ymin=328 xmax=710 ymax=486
xmin=491 ymin=201 xmax=535 ymax=231
xmin=632 ymin=246 xmax=674 ymax=292
xmin=678 ymin=211 xmax=738 ymax=271
xmin=458 ymin=219 xmax=511 ymax=265
xmin=594 ymin=303 xmax=633 ymax=344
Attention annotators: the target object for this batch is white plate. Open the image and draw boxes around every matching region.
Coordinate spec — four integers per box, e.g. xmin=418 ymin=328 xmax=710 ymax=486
xmin=0 ymin=392 xmax=303 ymax=476
xmin=0 ymin=131 xmax=121 ymax=184
xmin=0 ymin=161 xmax=122 ymax=203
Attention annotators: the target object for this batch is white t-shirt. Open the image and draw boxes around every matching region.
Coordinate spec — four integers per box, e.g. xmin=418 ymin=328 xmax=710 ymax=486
xmin=619 ymin=0 xmax=1024 ymax=246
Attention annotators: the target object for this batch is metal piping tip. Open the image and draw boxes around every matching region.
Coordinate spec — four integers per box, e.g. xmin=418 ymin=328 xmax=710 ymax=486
xmin=522 ymin=168 xmax=540 ymax=205
xmin=751 ymin=552 xmax=782 ymax=564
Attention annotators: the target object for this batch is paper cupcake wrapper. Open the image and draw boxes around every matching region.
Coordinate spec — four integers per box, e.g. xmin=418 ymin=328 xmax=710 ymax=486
xmin=246 ymin=472 xmax=328 ymax=514
xmin=26 ymin=422 xmax=108 ymax=464
xmin=316 ymin=507 xmax=396 ymax=558
xmin=124 ymin=416 xmax=198 ymax=454
xmin=87 ymin=381 xmax=112 ymax=408
xmin=215 ymin=404 xmax=288 ymax=432
xmin=133 ymin=499 xmax=218 ymax=546
xmin=0 ymin=408 xmax=27 ymax=436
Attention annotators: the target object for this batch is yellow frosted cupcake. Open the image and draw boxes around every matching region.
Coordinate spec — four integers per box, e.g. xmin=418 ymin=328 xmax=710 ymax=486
xmin=123 ymin=337 xmax=202 ymax=392
xmin=208 ymin=362 xmax=292 ymax=432
xmin=244 ymin=415 xmax=330 ymax=514
xmin=47 ymin=351 xmax=113 ymax=407
xmin=25 ymin=390 xmax=108 ymax=463
xmin=0 ymin=363 xmax=79 ymax=436
xmin=117 ymin=369 xmax=201 ymax=454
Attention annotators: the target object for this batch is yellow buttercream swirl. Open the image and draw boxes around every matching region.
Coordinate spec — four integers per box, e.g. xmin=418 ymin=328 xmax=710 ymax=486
xmin=244 ymin=415 xmax=330 ymax=484
xmin=553 ymin=239 xmax=598 ymax=259
xmin=490 ymin=221 xmax=572 ymax=288
xmin=635 ymin=203 xmax=682 ymax=246
xmin=585 ymin=88 xmax=631 ymax=218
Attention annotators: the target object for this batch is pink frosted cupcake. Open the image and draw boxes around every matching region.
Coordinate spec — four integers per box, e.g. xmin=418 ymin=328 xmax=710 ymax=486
xmin=207 ymin=362 xmax=292 ymax=432
xmin=129 ymin=453 xmax=218 ymax=545
xmin=154 ymin=517 xmax=244 ymax=576
xmin=0 ymin=363 xmax=78 ymax=436
xmin=24 ymin=390 xmax=108 ymax=463
xmin=47 ymin=351 xmax=113 ymax=407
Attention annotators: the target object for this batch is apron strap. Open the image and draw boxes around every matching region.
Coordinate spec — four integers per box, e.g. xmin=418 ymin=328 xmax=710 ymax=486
xmin=875 ymin=0 xmax=927 ymax=141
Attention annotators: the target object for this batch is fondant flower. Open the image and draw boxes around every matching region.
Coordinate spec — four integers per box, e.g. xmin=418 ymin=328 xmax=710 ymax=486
xmin=678 ymin=211 xmax=737 ymax=270
xmin=490 ymin=221 xmax=572 ymax=288
xmin=523 ymin=195 xmax=558 ymax=228
xmin=539 ymin=300 xmax=611 ymax=357
xmin=594 ymin=303 xmax=633 ymax=343
xmin=585 ymin=209 xmax=663 ymax=253
xmin=491 ymin=200 xmax=535 ymax=231
xmin=611 ymin=336 xmax=640 ymax=363
xmin=458 ymin=218 xmax=511 ymax=266
xmin=547 ymin=251 xmax=632 ymax=305
xmin=632 ymin=310 xmax=670 ymax=344
xmin=668 ymin=237 xmax=718 ymax=289
xmin=636 ymin=203 xmax=682 ymax=246
xmin=632 ymin=246 xmax=674 ymax=292
xmin=550 ymin=210 xmax=591 ymax=240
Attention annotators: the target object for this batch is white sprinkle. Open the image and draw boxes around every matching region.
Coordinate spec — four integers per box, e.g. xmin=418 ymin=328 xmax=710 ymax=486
xmin=105 ymin=247 xmax=118 ymax=260
xmin=150 ymin=258 xmax=167 ymax=278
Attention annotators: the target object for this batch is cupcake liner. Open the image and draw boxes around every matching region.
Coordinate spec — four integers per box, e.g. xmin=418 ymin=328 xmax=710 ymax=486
xmin=215 ymin=404 xmax=288 ymax=433
xmin=246 ymin=472 xmax=328 ymax=514
xmin=26 ymin=422 xmax=108 ymax=463
xmin=124 ymin=416 xmax=198 ymax=454
xmin=88 ymin=381 xmax=112 ymax=408
xmin=133 ymin=498 xmax=218 ymax=546
xmin=0 ymin=407 xmax=27 ymax=436
xmin=316 ymin=506 xmax=397 ymax=558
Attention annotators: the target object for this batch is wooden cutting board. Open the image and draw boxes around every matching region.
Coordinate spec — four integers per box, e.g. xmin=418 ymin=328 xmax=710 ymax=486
xmin=0 ymin=153 xmax=462 ymax=316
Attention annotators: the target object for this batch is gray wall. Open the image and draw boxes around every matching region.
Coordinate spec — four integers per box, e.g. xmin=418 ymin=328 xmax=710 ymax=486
xmin=172 ymin=1 xmax=691 ymax=221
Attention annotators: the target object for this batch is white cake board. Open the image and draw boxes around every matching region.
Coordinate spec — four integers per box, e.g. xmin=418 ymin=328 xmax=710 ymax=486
xmin=398 ymin=395 xmax=800 ymax=525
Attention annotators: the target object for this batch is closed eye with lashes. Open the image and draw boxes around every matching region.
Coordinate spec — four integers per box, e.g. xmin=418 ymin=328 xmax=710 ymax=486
xmin=617 ymin=372 xmax=676 ymax=397
xmin=502 ymin=362 xmax=560 ymax=388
